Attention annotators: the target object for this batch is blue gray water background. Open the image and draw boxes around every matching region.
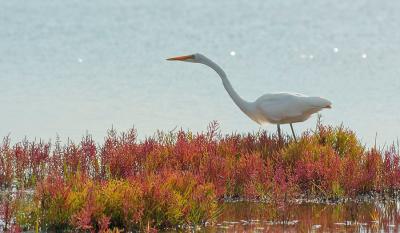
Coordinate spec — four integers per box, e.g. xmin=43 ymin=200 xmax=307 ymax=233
xmin=1 ymin=0 xmax=400 ymax=145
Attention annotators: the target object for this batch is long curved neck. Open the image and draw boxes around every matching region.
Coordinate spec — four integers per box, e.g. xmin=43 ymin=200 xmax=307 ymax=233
xmin=200 ymin=57 xmax=254 ymax=118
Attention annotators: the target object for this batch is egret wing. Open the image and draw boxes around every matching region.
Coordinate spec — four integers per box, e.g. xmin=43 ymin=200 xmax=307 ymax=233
xmin=255 ymin=93 xmax=323 ymax=122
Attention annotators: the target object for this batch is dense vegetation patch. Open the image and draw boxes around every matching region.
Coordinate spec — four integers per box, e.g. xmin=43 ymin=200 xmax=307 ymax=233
xmin=1 ymin=121 xmax=399 ymax=231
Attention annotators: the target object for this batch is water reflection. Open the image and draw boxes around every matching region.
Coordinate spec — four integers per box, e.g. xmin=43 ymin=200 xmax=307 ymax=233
xmin=202 ymin=200 xmax=400 ymax=232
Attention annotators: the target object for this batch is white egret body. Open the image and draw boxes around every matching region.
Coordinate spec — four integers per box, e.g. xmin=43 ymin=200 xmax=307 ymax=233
xmin=167 ymin=53 xmax=332 ymax=140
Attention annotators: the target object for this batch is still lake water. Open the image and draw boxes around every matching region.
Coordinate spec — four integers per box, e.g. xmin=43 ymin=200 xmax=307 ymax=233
xmin=193 ymin=201 xmax=400 ymax=233
xmin=1 ymin=0 xmax=400 ymax=145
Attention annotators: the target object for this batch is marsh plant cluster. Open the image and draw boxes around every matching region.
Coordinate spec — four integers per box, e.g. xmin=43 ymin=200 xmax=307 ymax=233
xmin=1 ymin=121 xmax=400 ymax=232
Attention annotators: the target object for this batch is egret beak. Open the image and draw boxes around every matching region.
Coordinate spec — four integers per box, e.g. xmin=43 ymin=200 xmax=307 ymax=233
xmin=166 ymin=55 xmax=194 ymax=61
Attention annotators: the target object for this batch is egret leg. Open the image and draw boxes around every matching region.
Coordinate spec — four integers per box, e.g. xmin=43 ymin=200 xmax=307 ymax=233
xmin=290 ymin=123 xmax=297 ymax=142
xmin=277 ymin=124 xmax=282 ymax=141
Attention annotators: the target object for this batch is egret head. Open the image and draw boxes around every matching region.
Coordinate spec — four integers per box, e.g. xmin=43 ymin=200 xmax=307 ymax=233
xmin=166 ymin=53 xmax=205 ymax=63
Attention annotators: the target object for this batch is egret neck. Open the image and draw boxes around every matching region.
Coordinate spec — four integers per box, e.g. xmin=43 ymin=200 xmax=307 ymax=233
xmin=199 ymin=56 xmax=257 ymax=122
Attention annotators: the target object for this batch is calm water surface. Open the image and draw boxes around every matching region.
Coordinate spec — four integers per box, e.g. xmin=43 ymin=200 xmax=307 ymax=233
xmin=1 ymin=0 xmax=400 ymax=145
xmin=198 ymin=201 xmax=400 ymax=232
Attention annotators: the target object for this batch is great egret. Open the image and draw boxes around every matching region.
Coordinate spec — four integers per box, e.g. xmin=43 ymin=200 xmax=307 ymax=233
xmin=167 ymin=53 xmax=332 ymax=141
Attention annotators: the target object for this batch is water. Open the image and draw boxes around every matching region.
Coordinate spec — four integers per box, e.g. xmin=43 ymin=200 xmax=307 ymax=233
xmin=1 ymin=0 xmax=400 ymax=145
xmin=199 ymin=201 xmax=400 ymax=232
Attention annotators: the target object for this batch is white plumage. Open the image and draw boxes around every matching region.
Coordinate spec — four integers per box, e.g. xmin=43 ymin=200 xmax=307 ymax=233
xmin=253 ymin=93 xmax=331 ymax=124
xmin=167 ymin=53 xmax=332 ymax=140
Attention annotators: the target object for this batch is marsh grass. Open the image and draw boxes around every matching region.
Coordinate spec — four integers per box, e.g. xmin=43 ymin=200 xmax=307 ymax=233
xmin=1 ymin=121 xmax=400 ymax=232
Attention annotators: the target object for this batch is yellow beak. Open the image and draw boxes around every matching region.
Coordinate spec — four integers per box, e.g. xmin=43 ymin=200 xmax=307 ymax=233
xmin=166 ymin=55 xmax=194 ymax=61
